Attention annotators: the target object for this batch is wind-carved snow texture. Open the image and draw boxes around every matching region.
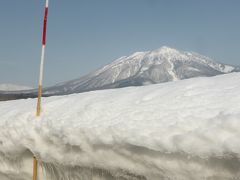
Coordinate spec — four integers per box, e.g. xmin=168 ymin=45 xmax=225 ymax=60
xmin=0 ymin=73 xmax=240 ymax=180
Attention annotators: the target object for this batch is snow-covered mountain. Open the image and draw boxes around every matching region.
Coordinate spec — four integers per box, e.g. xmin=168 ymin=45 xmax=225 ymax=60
xmin=44 ymin=46 xmax=239 ymax=95
xmin=0 ymin=46 xmax=239 ymax=100
xmin=0 ymin=84 xmax=32 ymax=91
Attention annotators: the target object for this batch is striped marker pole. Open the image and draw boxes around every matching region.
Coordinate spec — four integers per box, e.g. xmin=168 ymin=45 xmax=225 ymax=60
xmin=33 ymin=0 xmax=49 ymax=179
xmin=36 ymin=0 xmax=49 ymax=117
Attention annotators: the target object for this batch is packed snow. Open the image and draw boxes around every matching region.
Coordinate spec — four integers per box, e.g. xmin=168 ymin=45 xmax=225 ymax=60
xmin=0 ymin=73 xmax=240 ymax=180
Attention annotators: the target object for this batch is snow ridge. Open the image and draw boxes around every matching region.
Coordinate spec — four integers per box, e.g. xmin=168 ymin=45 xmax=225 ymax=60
xmin=0 ymin=73 xmax=240 ymax=179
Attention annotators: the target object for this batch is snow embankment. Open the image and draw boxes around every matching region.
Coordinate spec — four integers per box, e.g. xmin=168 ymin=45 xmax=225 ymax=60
xmin=0 ymin=73 xmax=240 ymax=180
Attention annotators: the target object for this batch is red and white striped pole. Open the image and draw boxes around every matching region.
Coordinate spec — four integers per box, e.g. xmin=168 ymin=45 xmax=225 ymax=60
xmin=36 ymin=0 xmax=49 ymax=117
xmin=33 ymin=0 xmax=49 ymax=180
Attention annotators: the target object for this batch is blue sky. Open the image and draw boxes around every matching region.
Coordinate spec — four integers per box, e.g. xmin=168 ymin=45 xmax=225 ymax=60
xmin=0 ymin=0 xmax=239 ymax=87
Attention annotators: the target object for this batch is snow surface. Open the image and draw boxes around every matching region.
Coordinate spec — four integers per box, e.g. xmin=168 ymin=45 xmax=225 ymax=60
xmin=0 ymin=84 xmax=32 ymax=91
xmin=0 ymin=73 xmax=240 ymax=180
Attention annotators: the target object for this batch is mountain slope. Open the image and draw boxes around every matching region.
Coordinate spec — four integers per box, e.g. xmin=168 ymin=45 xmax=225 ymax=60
xmin=0 ymin=84 xmax=32 ymax=91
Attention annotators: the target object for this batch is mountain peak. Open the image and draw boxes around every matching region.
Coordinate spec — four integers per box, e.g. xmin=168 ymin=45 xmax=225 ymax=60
xmin=129 ymin=51 xmax=146 ymax=58
xmin=155 ymin=46 xmax=179 ymax=53
xmin=160 ymin=46 xmax=177 ymax=51
xmin=115 ymin=46 xmax=181 ymax=63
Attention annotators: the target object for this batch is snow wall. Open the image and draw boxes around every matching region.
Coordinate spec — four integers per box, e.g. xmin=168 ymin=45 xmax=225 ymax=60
xmin=0 ymin=73 xmax=240 ymax=180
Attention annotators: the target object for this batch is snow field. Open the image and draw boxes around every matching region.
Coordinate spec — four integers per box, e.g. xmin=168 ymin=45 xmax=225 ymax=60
xmin=0 ymin=73 xmax=240 ymax=179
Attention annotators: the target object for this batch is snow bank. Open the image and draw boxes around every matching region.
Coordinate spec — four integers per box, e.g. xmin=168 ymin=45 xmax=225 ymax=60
xmin=0 ymin=73 xmax=240 ymax=180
